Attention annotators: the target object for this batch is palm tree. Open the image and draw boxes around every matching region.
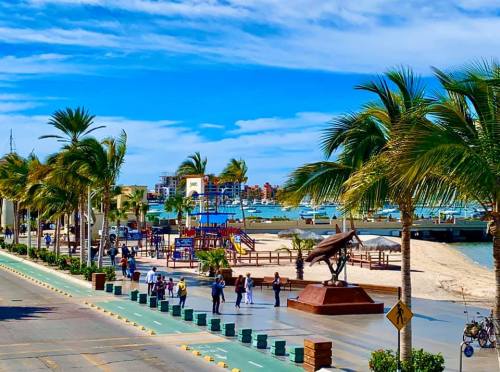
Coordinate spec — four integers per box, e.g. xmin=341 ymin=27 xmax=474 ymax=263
xmin=64 ymin=131 xmax=127 ymax=268
xmin=40 ymin=107 xmax=104 ymax=263
xmin=164 ymin=193 xmax=195 ymax=227
xmin=394 ymin=61 xmax=500 ymax=360
xmin=108 ymin=203 xmax=128 ymax=248
xmin=281 ymin=68 xmax=432 ymax=361
xmin=125 ymin=188 xmax=147 ymax=231
xmin=195 ymin=248 xmax=229 ymax=276
xmin=220 ymin=158 xmax=248 ymax=228
xmin=276 ymin=235 xmax=315 ymax=280
xmin=176 ymin=152 xmax=207 ymax=177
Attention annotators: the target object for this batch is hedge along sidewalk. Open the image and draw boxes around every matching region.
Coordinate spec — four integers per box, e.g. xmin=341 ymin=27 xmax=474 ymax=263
xmin=0 ymin=250 xmax=103 ymax=297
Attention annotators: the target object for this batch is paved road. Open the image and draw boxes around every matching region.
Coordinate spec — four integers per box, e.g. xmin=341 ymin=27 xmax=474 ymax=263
xmin=0 ymin=267 xmax=215 ymax=371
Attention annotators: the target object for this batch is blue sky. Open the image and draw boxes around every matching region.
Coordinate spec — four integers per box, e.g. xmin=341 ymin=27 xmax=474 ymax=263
xmin=0 ymin=1 xmax=499 ymax=187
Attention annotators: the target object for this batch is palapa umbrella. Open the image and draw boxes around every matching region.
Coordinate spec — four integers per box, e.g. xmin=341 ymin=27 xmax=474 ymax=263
xmin=277 ymin=228 xmax=307 ymax=238
xmin=358 ymin=236 xmax=401 ymax=252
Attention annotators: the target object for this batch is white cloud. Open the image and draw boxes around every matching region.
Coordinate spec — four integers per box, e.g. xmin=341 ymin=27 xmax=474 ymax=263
xmin=0 ymin=54 xmax=77 ymax=76
xmin=233 ymin=112 xmax=332 ymax=134
xmin=200 ymin=123 xmax=224 ymax=129
xmin=0 ymin=111 xmax=329 ymax=185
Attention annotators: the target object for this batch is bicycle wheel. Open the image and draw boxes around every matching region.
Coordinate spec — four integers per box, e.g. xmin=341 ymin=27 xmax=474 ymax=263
xmin=478 ymin=329 xmax=488 ymax=348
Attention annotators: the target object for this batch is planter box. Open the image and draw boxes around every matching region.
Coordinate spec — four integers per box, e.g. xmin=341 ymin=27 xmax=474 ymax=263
xmin=92 ymin=273 xmax=106 ymax=290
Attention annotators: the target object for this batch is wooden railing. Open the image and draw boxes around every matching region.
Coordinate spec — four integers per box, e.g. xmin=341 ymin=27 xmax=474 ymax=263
xmin=225 ymin=250 xmax=297 ymax=266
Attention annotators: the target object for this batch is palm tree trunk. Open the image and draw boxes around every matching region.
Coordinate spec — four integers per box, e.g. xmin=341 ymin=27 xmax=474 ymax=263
xmin=98 ymin=190 xmax=110 ymax=268
xmin=0 ymin=198 xmax=3 ymax=228
xmin=116 ymin=218 xmax=121 ymax=248
xmin=79 ymin=199 xmax=85 ymax=265
xmin=489 ymin=199 xmax=500 ymax=367
xmin=37 ymin=211 xmax=42 ymax=250
xmin=240 ymin=198 xmax=246 ymax=230
xmin=66 ymin=213 xmax=72 ymax=257
xmin=177 ymin=211 xmax=183 ymax=229
xmin=400 ymin=204 xmax=413 ymax=362
xmin=55 ymin=218 xmax=61 ymax=256
xmin=13 ymin=201 xmax=19 ymax=244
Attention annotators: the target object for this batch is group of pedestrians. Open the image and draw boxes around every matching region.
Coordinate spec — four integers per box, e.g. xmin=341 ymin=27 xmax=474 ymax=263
xmin=145 ymin=266 xmax=183 ymax=304
xmin=119 ymin=244 xmax=137 ymax=280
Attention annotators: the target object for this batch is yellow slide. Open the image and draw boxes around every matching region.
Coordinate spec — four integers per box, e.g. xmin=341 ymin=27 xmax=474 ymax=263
xmin=230 ymin=234 xmax=247 ymax=255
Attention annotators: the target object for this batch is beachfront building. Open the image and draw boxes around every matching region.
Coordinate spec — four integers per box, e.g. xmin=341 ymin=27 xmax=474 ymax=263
xmin=154 ymin=173 xmax=181 ymax=199
xmin=262 ymin=182 xmax=279 ymax=201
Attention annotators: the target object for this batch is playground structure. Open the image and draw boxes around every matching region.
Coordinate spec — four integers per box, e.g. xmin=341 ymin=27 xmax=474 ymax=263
xmin=166 ymin=175 xmax=255 ymax=268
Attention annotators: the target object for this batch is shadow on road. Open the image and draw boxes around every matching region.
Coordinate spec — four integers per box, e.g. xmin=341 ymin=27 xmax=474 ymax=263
xmin=0 ymin=306 xmax=54 ymax=321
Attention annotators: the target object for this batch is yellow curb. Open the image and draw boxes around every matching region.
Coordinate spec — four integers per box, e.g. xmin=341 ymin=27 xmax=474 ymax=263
xmin=231 ymin=369 xmax=241 ymax=372
xmin=148 ymin=330 xmax=155 ymax=335
xmin=124 ymin=318 xmax=130 ymax=323
xmin=140 ymin=326 xmax=146 ymax=331
xmin=203 ymin=355 xmax=214 ymax=362
xmin=180 ymin=345 xmax=189 ymax=351
xmin=103 ymin=309 xmax=108 ymax=313
xmin=217 ymin=361 xmax=227 ymax=368
xmin=192 ymin=350 xmax=201 ymax=356
xmin=116 ymin=315 xmax=122 ymax=319
xmin=133 ymin=322 xmax=138 ymax=326
xmin=109 ymin=312 xmax=115 ymax=316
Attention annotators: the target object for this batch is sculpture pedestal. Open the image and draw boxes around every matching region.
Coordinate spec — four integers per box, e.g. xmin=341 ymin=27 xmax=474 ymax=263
xmin=287 ymin=284 xmax=384 ymax=315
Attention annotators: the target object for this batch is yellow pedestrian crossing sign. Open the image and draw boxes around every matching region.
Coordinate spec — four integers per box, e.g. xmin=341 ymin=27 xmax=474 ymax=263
xmin=386 ymin=300 xmax=413 ymax=330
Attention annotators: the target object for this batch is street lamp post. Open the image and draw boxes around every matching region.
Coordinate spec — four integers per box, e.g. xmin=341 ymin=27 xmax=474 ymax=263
xmin=87 ymin=187 xmax=100 ymax=267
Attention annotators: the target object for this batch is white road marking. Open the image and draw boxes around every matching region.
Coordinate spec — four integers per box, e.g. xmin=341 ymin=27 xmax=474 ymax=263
xmin=248 ymin=361 xmax=263 ymax=368
xmin=175 ymin=331 xmax=182 ymax=334
xmin=215 ymin=354 xmax=227 ymax=359
xmin=133 ymin=312 xmax=142 ymax=317
xmin=153 ymin=321 xmax=162 ymax=325
xmin=64 ymin=286 xmax=69 ymax=288
xmin=118 ymin=306 xmax=124 ymax=309
xmin=216 ymin=347 xmax=228 ymax=353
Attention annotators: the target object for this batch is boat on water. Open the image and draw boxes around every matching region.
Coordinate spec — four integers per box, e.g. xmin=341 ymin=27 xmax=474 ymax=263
xmin=246 ymin=208 xmax=261 ymax=213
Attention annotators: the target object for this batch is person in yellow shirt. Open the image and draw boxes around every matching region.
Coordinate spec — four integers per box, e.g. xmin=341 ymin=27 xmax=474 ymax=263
xmin=178 ymin=277 xmax=187 ymax=308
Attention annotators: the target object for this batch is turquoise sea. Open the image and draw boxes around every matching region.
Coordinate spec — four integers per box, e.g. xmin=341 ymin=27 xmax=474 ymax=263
xmin=449 ymin=242 xmax=493 ymax=270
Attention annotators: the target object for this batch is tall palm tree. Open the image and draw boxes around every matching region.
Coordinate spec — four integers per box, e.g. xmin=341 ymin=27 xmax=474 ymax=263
xmin=64 ymin=131 xmax=127 ymax=268
xmin=164 ymin=193 xmax=195 ymax=227
xmin=176 ymin=152 xmax=207 ymax=177
xmin=395 ymin=61 xmax=500 ymax=361
xmin=281 ymin=68 xmax=432 ymax=361
xmin=220 ymin=158 xmax=248 ymax=228
xmin=40 ymin=107 xmax=104 ymax=263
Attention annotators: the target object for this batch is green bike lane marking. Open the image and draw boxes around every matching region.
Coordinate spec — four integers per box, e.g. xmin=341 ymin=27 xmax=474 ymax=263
xmin=0 ymin=255 xmax=102 ymax=298
xmin=94 ymin=300 xmax=199 ymax=334
xmin=190 ymin=342 xmax=302 ymax=372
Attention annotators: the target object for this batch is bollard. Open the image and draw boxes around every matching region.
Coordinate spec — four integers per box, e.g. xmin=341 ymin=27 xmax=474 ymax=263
xmin=170 ymin=304 xmax=181 ymax=316
xmin=159 ymin=300 xmax=169 ymax=312
xmin=194 ymin=312 xmax=207 ymax=326
xmin=288 ymin=346 xmax=304 ymax=363
xmin=303 ymin=337 xmax=332 ymax=371
xmin=252 ymin=333 xmax=268 ymax=349
xmin=105 ymin=283 xmax=114 ymax=293
xmin=130 ymin=289 xmax=139 ymax=301
xmin=222 ymin=322 xmax=235 ymax=337
xmin=181 ymin=308 xmax=193 ymax=321
xmin=148 ymin=296 xmax=157 ymax=308
xmin=138 ymin=293 xmax=147 ymax=304
xmin=208 ymin=317 xmax=221 ymax=332
xmin=113 ymin=285 xmax=122 ymax=295
xmin=237 ymin=328 xmax=252 ymax=343
xmin=271 ymin=339 xmax=286 ymax=356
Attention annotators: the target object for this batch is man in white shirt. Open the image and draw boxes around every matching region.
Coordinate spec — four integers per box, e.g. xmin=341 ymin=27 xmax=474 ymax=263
xmin=146 ymin=267 xmax=158 ymax=295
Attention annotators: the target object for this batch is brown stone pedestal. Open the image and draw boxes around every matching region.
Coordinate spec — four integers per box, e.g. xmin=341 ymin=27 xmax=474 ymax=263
xmin=287 ymin=284 xmax=384 ymax=315
xmin=92 ymin=273 xmax=106 ymax=290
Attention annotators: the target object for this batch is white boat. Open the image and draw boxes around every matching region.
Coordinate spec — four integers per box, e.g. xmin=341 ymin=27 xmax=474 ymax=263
xmin=246 ymin=208 xmax=261 ymax=213
xmin=281 ymin=206 xmax=292 ymax=211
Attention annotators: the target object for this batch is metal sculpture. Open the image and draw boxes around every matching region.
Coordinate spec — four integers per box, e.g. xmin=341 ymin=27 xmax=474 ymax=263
xmin=305 ymin=220 xmax=362 ymax=284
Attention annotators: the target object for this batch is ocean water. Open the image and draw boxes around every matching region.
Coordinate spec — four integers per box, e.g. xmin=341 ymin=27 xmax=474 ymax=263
xmin=449 ymin=242 xmax=493 ymax=269
xmin=148 ymin=204 xmax=474 ymax=221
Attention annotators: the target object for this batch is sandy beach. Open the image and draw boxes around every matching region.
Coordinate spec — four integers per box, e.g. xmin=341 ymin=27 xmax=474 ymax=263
xmin=227 ymin=234 xmax=494 ymax=306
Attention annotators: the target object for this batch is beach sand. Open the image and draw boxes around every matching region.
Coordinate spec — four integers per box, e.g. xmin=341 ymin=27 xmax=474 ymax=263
xmin=229 ymin=234 xmax=494 ymax=305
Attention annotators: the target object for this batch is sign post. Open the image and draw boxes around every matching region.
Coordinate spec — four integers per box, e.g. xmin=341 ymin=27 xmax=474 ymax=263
xmin=386 ymin=288 xmax=413 ymax=372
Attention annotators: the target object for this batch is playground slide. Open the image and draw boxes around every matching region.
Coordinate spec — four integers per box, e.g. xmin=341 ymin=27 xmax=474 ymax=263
xmin=230 ymin=235 xmax=247 ymax=255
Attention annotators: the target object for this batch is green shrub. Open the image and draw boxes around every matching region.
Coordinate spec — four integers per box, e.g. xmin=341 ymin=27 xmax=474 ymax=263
xmin=13 ymin=244 xmax=27 ymax=255
xmin=103 ymin=266 xmax=116 ymax=281
xmin=369 ymin=349 xmax=444 ymax=372
xmin=0 ymin=238 xmax=5 ymax=248
xmin=46 ymin=251 xmax=57 ymax=265
xmin=69 ymin=257 xmax=82 ymax=275
xmin=57 ymin=255 xmax=71 ymax=270
xmin=82 ymin=265 xmax=100 ymax=281
xmin=28 ymin=247 xmax=38 ymax=259
xmin=5 ymin=243 xmax=13 ymax=252
xmin=38 ymin=248 xmax=48 ymax=262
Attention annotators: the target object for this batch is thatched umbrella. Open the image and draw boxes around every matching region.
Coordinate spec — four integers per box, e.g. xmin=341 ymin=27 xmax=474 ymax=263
xmin=277 ymin=228 xmax=307 ymax=238
xmin=359 ymin=236 xmax=401 ymax=252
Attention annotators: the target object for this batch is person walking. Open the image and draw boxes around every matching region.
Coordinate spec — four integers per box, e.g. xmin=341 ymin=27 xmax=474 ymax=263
xmin=44 ymin=233 xmax=52 ymax=249
xmin=272 ymin=272 xmax=281 ymax=307
xmin=244 ymin=272 xmax=254 ymax=304
xmin=211 ymin=277 xmax=223 ymax=314
xmin=121 ymin=244 xmax=129 ymax=259
xmin=167 ymin=277 xmax=174 ymax=298
xmin=218 ymin=274 xmax=226 ymax=303
xmin=108 ymin=244 xmax=118 ymax=266
xmin=178 ymin=277 xmax=187 ymax=308
xmin=155 ymin=276 xmax=166 ymax=300
xmin=119 ymin=256 xmax=128 ymax=278
xmin=146 ymin=267 xmax=158 ymax=295
xmin=234 ymin=274 xmax=245 ymax=309
xmin=127 ymin=256 xmax=136 ymax=280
